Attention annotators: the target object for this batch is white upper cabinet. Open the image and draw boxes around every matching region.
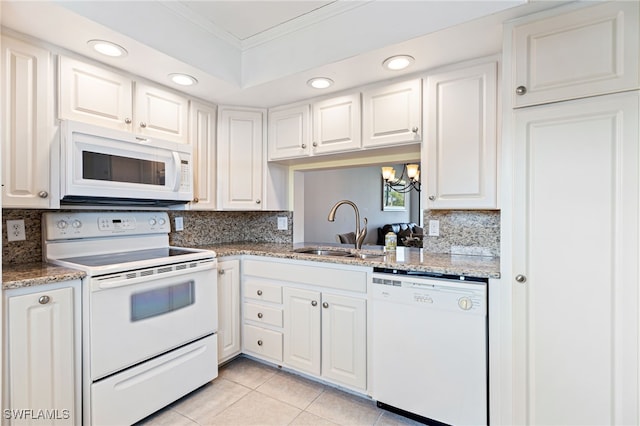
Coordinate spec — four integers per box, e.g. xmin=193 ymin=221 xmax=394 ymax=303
xmin=134 ymin=82 xmax=189 ymax=143
xmin=189 ymin=100 xmax=217 ymax=210
xmin=59 ymin=56 xmax=133 ymax=131
xmin=217 ymin=107 xmax=265 ymax=210
xmin=362 ymin=79 xmax=422 ymax=148
xmin=312 ymin=93 xmax=361 ymax=154
xmin=1 ymin=35 xmax=58 ymax=208
xmin=424 ymin=60 xmax=498 ymax=210
xmin=59 ymin=56 xmax=189 ymax=143
xmin=512 ymin=1 xmax=639 ymax=108
xmin=268 ymin=104 xmax=310 ymax=160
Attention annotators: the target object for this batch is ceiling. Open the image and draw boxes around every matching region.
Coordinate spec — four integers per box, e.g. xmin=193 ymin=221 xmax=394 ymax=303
xmin=0 ymin=0 xmax=567 ymax=107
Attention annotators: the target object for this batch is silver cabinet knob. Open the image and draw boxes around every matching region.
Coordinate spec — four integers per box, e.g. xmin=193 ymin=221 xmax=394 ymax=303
xmin=428 ymin=195 xmax=436 ymax=201
xmin=515 ymin=86 xmax=527 ymax=96
xmin=412 ymin=126 xmax=419 ymax=133
xmin=125 ymin=117 xmax=132 ymax=124
xmin=193 ymin=197 xmax=199 ymax=203
xmin=257 ymin=339 xmax=263 ymax=346
xmin=139 ymin=122 xmax=147 ymax=128
xmin=515 ymin=274 xmax=527 ymax=283
xmin=311 ymin=300 xmax=318 ymax=307
xmin=257 ymin=289 xmax=263 ymax=296
xmin=257 ymin=312 xmax=263 ymax=319
xmin=322 ymin=302 xmax=329 ymax=309
xmin=38 ymin=295 xmax=50 ymax=304
xmin=312 ymin=142 xmax=318 ymax=147
xmin=256 ymin=199 xmax=261 ymax=204
xmin=301 ymin=143 xmax=307 ymax=149
xmin=218 ymin=269 xmax=225 ymax=275
xmin=38 ymin=191 xmax=48 ymax=198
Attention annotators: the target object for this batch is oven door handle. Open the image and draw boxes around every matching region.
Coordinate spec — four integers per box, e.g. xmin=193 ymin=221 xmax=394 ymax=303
xmin=172 ymin=151 xmax=182 ymax=192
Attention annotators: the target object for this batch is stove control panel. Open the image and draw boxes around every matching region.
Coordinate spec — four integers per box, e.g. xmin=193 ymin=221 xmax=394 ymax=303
xmin=43 ymin=212 xmax=172 ymax=240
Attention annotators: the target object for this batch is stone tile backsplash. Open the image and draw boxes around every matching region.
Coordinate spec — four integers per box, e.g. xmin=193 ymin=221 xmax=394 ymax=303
xmin=1 ymin=208 xmax=498 ymax=265
xmin=422 ymin=210 xmax=500 ymax=257
xmin=2 ymin=209 xmax=293 ymax=265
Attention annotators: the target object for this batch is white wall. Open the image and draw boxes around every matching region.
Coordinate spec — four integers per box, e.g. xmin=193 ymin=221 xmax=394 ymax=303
xmin=302 ymin=164 xmax=420 ymax=245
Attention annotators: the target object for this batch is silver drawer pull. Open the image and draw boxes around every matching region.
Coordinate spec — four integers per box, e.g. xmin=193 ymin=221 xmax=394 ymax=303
xmin=311 ymin=300 xmax=318 ymax=307
xmin=322 ymin=302 xmax=329 ymax=309
xmin=257 ymin=312 xmax=263 ymax=319
xmin=257 ymin=340 xmax=263 ymax=346
xmin=218 ymin=269 xmax=225 ymax=275
xmin=38 ymin=295 xmax=50 ymax=304
xmin=257 ymin=289 xmax=263 ymax=296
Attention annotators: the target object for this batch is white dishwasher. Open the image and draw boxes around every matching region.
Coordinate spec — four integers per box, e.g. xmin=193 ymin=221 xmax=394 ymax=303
xmin=371 ymin=269 xmax=488 ymax=426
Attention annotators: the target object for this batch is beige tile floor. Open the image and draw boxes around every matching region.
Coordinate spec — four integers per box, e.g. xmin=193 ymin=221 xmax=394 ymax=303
xmin=137 ymin=356 xmax=423 ymax=426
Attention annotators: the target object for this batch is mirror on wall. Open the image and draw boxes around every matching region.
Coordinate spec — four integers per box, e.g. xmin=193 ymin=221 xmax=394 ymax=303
xmin=294 ymin=163 xmax=422 ymax=245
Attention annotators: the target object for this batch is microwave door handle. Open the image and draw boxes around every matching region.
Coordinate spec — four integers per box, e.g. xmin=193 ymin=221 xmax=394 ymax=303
xmin=172 ymin=152 xmax=182 ymax=192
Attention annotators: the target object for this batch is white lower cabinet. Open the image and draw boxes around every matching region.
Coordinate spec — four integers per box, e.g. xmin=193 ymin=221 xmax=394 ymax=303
xmin=283 ymin=288 xmax=366 ymax=390
xmin=217 ymin=259 xmax=241 ymax=364
xmin=4 ymin=281 xmax=80 ymax=426
xmin=242 ymin=257 xmax=368 ymax=391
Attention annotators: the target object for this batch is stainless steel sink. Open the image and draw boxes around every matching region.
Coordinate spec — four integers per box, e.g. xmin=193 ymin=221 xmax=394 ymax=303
xmin=294 ymin=248 xmax=352 ymax=257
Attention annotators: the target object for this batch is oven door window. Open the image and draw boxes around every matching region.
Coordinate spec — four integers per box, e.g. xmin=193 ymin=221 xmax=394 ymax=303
xmin=131 ymin=281 xmax=194 ymax=321
xmin=83 ymin=151 xmax=166 ymax=186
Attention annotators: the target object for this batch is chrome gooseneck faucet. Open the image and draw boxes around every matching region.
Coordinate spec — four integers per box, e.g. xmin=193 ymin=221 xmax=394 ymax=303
xmin=327 ymin=200 xmax=368 ymax=250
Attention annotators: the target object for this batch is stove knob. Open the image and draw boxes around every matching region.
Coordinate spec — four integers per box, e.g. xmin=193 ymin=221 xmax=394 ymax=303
xmin=57 ymin=220 xmax=68 ymax=229
xmin=149 ymin=218 xmax=157 ymax=226
xmin=158 ymin=218 xmax=166 ymax=226
xmin=72 ymin=220 xmax=82 ymax=229
xmin=458 ymin=297 xmax=473 ymax=311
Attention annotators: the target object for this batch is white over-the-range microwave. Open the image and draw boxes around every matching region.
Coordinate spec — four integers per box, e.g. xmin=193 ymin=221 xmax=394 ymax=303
xmin=60 ymin=120 xmax=193 ymax=207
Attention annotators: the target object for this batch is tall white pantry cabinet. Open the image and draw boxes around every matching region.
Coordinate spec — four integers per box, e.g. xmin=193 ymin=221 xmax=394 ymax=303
xmin=503 ymin=1 xmax=640 ymax=425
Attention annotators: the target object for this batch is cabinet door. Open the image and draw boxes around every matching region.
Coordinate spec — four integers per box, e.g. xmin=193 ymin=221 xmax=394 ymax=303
xmin=134 ymin=82 xmax=189 ymax=143
xmin=312 ymin=94 xmax=361 ymax=154
xmin=424 ymin=61 xmax=498 ymax=209
xmin=362 ymin=79 xmax=422 ymax=148
xmin=7 ymin=286 xmax=77 ymax=425
xmin=217 ymin=108 xmax=264 ymax=210
xmin=283 ymin=287 xmax=321 ymax=376
xmin=513 ymin=1 xmax=639 ymax=107
xmin=217 ymin=260 xmax=240 ymax=363
xmin=512 ymin=92 xmax=639 ymax=425
xmin=189 ymin=101 xmax=217 ymax=210
xmin=268 ymin=104 xmax=310 ymax=160
xmin=321 ymin=293 xmax=367 ymax=390
xmin=59 ymin=56 xmax=133 ymax=131
xmin=1 ymin=36 xmax=57 ymax=208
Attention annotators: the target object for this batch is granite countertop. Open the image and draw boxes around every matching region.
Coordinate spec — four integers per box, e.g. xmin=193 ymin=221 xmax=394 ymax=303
xmin=204 ymin=242 xmax=501 ymax=279
xmin=2 ymin=263 xmax=86 ymax=290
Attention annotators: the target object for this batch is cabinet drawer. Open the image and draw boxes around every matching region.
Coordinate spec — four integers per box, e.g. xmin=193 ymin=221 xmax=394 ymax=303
xmin=244 ymin=302 xmax=283 ymax=327
xmin=244 ymin=279 xmax=282 ymax=303
xmin=243 ymin=324 xmax=283 ymax=362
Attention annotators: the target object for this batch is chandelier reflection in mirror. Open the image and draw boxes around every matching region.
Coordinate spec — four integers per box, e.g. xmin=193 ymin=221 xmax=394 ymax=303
xmin=381 ymin=164 xmax=421 ymax=193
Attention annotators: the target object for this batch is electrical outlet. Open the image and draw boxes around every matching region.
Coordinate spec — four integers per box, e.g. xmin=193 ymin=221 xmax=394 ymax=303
xmin=277 ymin=217 xmax=288 ymax=230
xmin=428 ymin=220 xmax=440 ymax=237
xmin=6 ymin=219 xmax=26 ymax=242
xmin=175 ymin=217 xmax=184 ymax=231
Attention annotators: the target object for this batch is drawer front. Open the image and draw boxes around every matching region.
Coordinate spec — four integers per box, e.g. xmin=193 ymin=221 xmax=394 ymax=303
xmin=244 ymin=302 xmax=283 ymax=327
xmin=243 ymin=324 xmax=283 ymax=362
xmin=244 ymin=279 xmax=282 ymax=303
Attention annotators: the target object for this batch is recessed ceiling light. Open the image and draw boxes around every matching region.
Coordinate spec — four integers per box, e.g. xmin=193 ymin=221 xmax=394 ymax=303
xmin=382 ymin=55 xmax=415 ymax=71
xmin=169 ymin=73 xmax=198 ymax=86
xmin=307 ymin=77 xmax=334 ymax=89
xmin=87 ymin=40 xmax=128 ymax=58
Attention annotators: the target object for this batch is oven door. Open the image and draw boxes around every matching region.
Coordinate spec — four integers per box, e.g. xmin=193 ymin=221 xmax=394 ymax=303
xmin=88 ymin=260 xmax=217 ymax=380
xmin=60 ymin=120 xmax=192 ymax=203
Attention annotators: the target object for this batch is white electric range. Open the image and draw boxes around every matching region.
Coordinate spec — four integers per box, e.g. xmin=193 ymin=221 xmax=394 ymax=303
xmin=43 ymin=211 xmax=218 ymax=425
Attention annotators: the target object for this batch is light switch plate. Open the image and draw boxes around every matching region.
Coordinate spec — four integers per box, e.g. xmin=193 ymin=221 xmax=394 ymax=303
xmin=174 ymin=217 xmax=184 ymax=231
xmin=7 ymin=219 xmax=26 ymax=242
xmin=277 ymin=217 xmax=288 ymax=230
xmin=428 ymin=220 xmax=440 ymax=237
